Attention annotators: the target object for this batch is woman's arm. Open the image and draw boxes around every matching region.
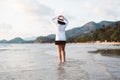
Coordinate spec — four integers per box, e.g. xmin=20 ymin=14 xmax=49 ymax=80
xmin=52 ymin=17 xmax=57 ymax=23
xmin=63 ymin=17 xmax=68 ymax=24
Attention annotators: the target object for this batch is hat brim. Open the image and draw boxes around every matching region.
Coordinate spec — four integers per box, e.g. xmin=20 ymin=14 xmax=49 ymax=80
xmin=58 ymin=19 xmax=64 ymax=22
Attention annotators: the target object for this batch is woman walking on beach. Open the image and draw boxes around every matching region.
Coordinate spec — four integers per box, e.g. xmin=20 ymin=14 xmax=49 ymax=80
xmin=52 ymin=15 xmax=68 ymax=63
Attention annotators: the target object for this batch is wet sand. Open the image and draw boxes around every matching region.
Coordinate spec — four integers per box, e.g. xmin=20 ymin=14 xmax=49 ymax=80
xmin=0 ymin=55 xmax=88 ymax=80
xmin=0 ymin=44 xmax=120 ymax=80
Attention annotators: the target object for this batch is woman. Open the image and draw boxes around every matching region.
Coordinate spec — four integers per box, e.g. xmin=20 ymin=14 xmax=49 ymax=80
xmin=52 ymin=15 xmax=68 ymax=63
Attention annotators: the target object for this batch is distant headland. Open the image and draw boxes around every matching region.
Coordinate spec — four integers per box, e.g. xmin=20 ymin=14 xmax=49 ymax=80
xmin=0 ymin=20 xmax=120 ymax=44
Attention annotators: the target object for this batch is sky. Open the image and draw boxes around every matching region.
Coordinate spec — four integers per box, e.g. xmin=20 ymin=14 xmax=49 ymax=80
xmin=0 ymin=0 xmax=120 ymax=40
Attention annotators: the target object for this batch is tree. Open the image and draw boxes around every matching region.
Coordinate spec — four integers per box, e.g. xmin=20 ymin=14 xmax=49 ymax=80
xmin=111 ymin=23 xmax=120 ymax=42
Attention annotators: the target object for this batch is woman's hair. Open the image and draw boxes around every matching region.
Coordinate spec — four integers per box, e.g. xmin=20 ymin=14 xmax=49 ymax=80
xmin=57 ymin=20 xmax=66 ymax=25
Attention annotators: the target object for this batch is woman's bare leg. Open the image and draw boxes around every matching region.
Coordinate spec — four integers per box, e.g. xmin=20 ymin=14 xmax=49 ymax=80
xmin=61 ymin=44 xmax=66 ymax=62
xmin=56 ymin=45 xmax=62 ymax=63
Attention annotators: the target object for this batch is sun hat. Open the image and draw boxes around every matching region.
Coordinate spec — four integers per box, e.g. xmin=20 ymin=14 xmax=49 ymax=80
xmin=58 ymin=15 xmax=64 ymax=22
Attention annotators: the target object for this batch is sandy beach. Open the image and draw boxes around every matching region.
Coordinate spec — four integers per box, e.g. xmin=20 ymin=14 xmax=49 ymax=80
xmin=93 ymin=42 xmax=120 ymax=45
xmin=77 ymin=42 xmax=120 ymax=45
xmin=0 ymin=43 xmax=120 ymax=80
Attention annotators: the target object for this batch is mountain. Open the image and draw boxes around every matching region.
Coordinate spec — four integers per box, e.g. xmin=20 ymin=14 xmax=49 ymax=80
xmin=66 ymin=21 xmax=99 ymax=38
xmin=0 ymin=20 xmax=119 ymax=43
xmin=7 ymin=37 xmax=25 ymax=43
xmin=35 ymin=20 xmax=119 ymax=43
xmin=24 ymin=36 xmax=37 ymax=41
xmin=0 ymin=39 xmax=8 ymax=43
xmin=99 ymin=21 xmax=115 ymax=26
xmin=66 ymin=21 xmax=116 ymax=38
xmin=34 ymin=35 xmax=55 ymax=43
xmin=0 ymin=37 xmax=34 ymax=43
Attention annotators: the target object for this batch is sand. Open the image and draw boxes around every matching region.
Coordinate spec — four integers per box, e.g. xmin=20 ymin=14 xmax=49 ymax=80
xmin=0 ymin=43 xmax=120 ymax=80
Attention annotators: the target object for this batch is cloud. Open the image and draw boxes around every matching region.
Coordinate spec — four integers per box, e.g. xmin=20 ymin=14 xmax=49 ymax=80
xmin=0 ymin=23 xmax=12 ymax=33
xmin=0 ymin=0 xmax=120 ymax=40
xmin=73 ymin=0 xmax=120 ymax=23
xmin=0 ymin=23 xmax=13 ymax=40
xmin=24 ymin=0 xmax=54 ymax=17
xmin=30 ymin=4 xmax=54 ymax=17
xmin=21 ymin=0 xmax=55 ymax=30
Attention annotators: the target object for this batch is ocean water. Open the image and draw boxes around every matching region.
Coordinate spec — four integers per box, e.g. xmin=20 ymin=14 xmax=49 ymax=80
xmin=0 ymin=43 xmax=120 ymax=80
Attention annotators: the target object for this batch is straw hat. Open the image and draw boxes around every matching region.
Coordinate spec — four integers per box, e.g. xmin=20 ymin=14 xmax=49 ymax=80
xmin=58 ymin=15 xmax=64 ymax=22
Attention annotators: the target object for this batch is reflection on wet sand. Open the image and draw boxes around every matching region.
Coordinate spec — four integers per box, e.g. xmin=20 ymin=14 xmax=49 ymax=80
xmin=89 ymin=49 xmax=120 ymax=57
xmin=56 ymin=61 xmax=89 ymax=80
xmin=57 ymin=63 xmax=66 ymax=80
xmin=0 ymin=44 xmax=120 ymax=80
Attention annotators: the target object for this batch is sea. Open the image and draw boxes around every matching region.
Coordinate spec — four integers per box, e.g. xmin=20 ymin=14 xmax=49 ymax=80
xmin=0 ymin=43 xmax=120 ymax=80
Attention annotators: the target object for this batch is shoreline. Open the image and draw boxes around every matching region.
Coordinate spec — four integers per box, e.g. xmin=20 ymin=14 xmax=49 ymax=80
xmin=72 ymin=42 xmax=120 ymax=45
xmin=91 ymin=42 xmax=120 ymax=45
xmin=0 ymin=42 xmax=120 ymax=45
xmin=94 ymin=42 xmax=120 ymax=45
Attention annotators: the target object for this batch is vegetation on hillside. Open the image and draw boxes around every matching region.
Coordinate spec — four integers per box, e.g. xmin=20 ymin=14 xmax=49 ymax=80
xmin=75 ymin=22 xmax=120 ymax=42
xmin=1 ymin=21 xmax=119 ymax=43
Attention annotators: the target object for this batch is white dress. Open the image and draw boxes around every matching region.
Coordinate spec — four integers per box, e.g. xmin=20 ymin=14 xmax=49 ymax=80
xmin=52 ymin=17 xmax=68 ymax=41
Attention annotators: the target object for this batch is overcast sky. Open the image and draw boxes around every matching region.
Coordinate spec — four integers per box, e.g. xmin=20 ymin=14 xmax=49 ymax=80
xmin=0 ymin=0 xmax=120 ymax=40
